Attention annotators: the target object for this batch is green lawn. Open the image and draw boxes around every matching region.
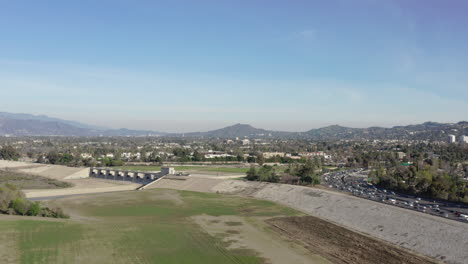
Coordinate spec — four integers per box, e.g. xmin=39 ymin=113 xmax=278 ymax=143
xmin=0 ymin=189 xmax=302 ymax=264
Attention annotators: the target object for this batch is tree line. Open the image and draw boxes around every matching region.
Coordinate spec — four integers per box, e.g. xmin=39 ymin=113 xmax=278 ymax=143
xmin=245 ymin=159 xmax=322 ymax=185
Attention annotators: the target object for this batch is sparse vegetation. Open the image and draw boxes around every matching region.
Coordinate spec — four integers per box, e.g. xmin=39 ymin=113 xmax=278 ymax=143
xmin=0 ymin=170 xmax=73 ymax=189
xmin=0 ymin=184 xmax=68 ymax=218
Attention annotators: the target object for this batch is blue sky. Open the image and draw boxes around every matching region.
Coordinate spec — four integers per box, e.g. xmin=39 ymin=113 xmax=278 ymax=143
xmin=0 ymin=0 xmax=467 ymax=132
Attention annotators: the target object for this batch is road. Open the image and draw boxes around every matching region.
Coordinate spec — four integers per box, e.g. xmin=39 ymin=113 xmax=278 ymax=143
xmin=323 ymin=169 xmax=468 ymax=223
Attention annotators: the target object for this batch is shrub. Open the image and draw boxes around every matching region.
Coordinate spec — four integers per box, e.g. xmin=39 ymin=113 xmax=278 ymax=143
xmin=27 ymin=202 xmax=41 ymax=216
xmin=11 ymin=198 xmax=29 ymax=215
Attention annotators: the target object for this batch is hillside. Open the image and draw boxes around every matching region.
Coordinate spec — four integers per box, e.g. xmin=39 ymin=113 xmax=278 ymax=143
xmin=183 ymin=124 xmax=274 ymax=138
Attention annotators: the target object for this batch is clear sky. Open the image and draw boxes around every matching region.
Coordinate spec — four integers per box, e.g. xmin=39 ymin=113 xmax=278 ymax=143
xmin=0 ymin=0 xmax=467 ymax=132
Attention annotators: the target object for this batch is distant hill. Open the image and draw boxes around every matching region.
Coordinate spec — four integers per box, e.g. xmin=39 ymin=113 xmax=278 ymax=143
xmin=0 ymin=112 xmax=166 ymax=137
xmin=182 ymin=124 xmax=288 ymax=138
xmin=0 ymin=112 xmax=105 ymax=130
xmin=0 ymin=117 xmax=92 ymax=136
xmin=301 ymin=121 xmax=468 ymax=141
xmin=0 ymin=111 xmax=466 ymax=140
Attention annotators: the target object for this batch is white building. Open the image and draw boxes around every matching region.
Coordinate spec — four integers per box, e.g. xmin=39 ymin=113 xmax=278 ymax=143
xmin=262 ymin=152 xmax=286 ymax=158
xmin=204 ymin=151 xmax=235 ymax=159
xmin=241 ymin=139 xmax=250 ymax=145
xmin=459 ymin=135 xmax=468 ymax=144
xmin=299 ymin=151 xmax=332 ymax=160
xmin=80 ymin=153 xmax=93 ymax=159
xmin=396 ymin=152 xmax=406 ymax=160
xmin=448 ymin=134 xmax=456 ymax=143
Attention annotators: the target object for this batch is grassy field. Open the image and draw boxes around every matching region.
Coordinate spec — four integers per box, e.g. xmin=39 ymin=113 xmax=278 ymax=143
xmin=0 ymin=170 xmax=73 ymax=189
xmin=0 ymin=189 xmax=304 ymax=264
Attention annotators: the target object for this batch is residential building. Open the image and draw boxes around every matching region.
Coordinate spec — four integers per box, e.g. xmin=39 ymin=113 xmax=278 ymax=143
xmin=262 ymin=152 xmax=285 ymax=158
xmin=448 ymin=134 xmax=456 ymax=143
xmin=459 ymin=135 xmax=468 ymax=144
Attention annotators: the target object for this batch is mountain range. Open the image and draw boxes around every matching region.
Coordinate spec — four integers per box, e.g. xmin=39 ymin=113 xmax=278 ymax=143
xmin=0 ymin=112 xmax=467 ymax=140
xmin=0 ymin=112 xmax=165 ymax=137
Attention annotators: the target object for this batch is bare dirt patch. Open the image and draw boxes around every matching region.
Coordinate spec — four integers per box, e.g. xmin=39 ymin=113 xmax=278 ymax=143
xmin=0 ymin=169 xmax=72 ymax=189
xmin=267 ymin=216 xmax=440 ymax=264
xmin=192 ymin=214 xmax=330 ymax=264
xmin=145 ymin=189 xmax=185 ymax=205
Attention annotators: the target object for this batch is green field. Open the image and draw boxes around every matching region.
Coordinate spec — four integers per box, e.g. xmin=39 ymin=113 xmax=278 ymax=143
xmin=0 ymin=189 xmax=303 ymax=264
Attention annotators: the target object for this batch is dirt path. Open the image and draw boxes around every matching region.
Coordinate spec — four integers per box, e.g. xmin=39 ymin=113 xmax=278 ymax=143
xmin=267 ymin=216 xmax=440 ymax=264
xmin=192 ymin=214 xmax=330 ymax=264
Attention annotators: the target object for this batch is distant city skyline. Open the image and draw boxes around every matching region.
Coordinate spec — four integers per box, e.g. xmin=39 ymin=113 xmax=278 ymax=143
xmin=1 ymin=1 xmax=467 ymax=132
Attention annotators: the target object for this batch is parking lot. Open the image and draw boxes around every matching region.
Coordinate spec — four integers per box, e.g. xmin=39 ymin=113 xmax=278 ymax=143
xmin=323 ymin=169 xmax=468 ymax=223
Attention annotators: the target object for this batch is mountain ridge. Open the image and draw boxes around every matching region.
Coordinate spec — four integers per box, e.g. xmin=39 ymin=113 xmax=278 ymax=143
xmin=0 ymin=111 xmax=467 ymax=140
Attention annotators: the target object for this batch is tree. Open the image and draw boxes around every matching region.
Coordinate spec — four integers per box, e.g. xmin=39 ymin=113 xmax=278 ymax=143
xmin=192 ymin=151 xmax=204 ymax=162
xmin=287 ymin=160 xmax=321 ymax=185
xmin=11 ymin=198 xmax=29 ymax=215
xmin=0 ymin=184 xmax=24 ymax=212
xmin=256 ymin=154 xmax=265 ymax=166
xmin=28 ymin=202 xmax=41 ymax=216
xmin=46 ymin=151 xmax=60 ymax=164
xmin=246 ymin=167 xmax=258 ymax=181
xmin=0 ymin=146 xmax=20 ymax=160
xmin=59 ymin=153 xmax=74 ymax=164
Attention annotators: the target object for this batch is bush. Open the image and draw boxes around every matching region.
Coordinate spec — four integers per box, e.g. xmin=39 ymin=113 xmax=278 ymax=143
xmin=0 ymin=183 xmax=68 ymax=219
xmin=39 ymin=207 xmax=69 ymax=218
xmin=27 ymin=202 xmax=41 ymax=216
xmin=11 ymin=198 xmax=29 ymax=215
xmin=0 ymin=184 xmax=25 ymax=212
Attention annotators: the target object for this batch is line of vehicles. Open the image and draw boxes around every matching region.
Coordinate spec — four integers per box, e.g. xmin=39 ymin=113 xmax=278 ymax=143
xmin=323 ymin=169 xmax=468 ymax=223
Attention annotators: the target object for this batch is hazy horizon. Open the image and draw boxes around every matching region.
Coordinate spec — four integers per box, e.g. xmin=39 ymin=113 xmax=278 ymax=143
xmin=1 ymin=1 xmax=467 ymax=132
xmin=2 ymin=111 xmax=466 ymax=133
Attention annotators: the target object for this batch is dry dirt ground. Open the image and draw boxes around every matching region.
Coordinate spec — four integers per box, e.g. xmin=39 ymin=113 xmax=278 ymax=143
xmin=0 ymin=160 xmax=140 ymax=198
xmin=192 ymin=214 xmax=330 ymax=264
xmin=266 ymin=216 xmax=438 ymax=264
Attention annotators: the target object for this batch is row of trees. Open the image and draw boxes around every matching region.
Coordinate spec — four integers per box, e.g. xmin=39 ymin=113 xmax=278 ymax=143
xmin=35 ymin=151 xmax=126 ymax=167
xmin=0 ymin=184 xmax=68 ymax=218
xmin=246 ymin=166 xmax=280 ymax=183
xmin=370 ymin=162 xmax=468 ymax=203
xmin=245 ymin=159 xmax=322 ymax=185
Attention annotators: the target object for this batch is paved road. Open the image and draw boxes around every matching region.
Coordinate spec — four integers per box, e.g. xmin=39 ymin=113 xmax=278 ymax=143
xmin=323 ymin=169 xmax=468 ymax=223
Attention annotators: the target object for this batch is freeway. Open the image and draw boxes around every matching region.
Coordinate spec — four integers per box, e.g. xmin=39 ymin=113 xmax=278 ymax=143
xmin=322 ymin=169 xmax=468 ymax=223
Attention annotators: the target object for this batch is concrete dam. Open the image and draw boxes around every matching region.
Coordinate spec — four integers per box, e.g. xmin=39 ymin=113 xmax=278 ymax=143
xmin=89 ymin=167 xmax=176 ymax=185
